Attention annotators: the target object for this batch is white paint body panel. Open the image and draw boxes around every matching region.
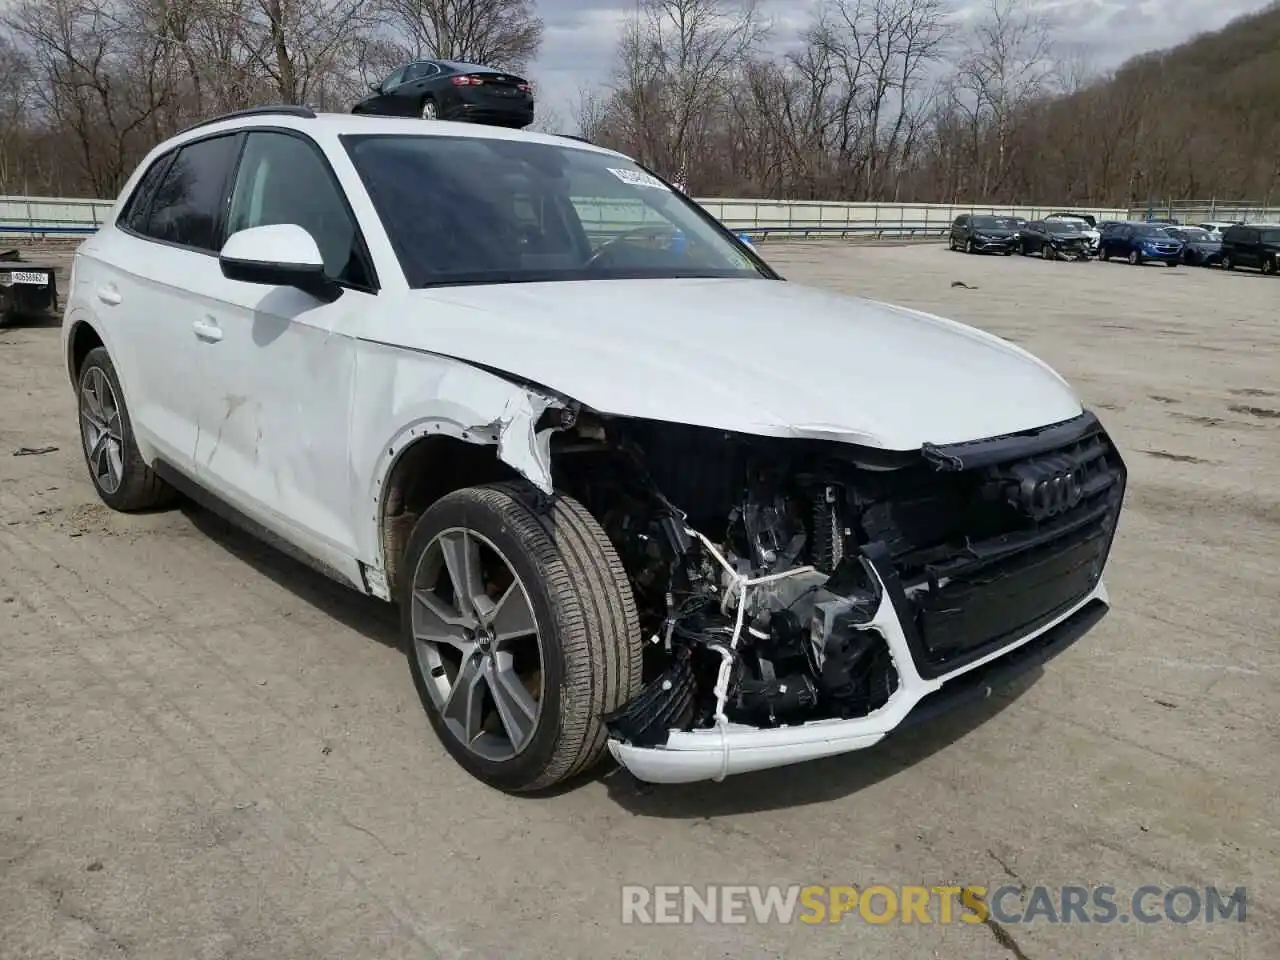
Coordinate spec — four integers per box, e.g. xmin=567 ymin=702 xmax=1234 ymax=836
xmin=388 ymin=279 xmax=1082 ymax=448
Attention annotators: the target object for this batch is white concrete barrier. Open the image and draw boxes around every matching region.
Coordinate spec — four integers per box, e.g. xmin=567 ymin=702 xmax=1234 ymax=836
xmin=0 ymin=193 xmax=1129 ymax=241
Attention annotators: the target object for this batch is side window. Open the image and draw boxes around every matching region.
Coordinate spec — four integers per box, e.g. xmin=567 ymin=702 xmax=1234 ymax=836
xmin=404 ymin=63 xmax=435 ymax=82
xmin=118 ymin=153 xmax=175 ymax=233
xmin=953 ymin=216 xmax=966 ymax=227
xmin=382 ymin=67 xmax=406 ymax=90
xmin=226 ymin=131 xmax=373 ymax=289
xmin=142 ymin=134 xmax=242 ymax=252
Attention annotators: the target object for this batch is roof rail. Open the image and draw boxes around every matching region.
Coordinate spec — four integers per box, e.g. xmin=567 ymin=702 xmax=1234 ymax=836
xmin=555 ymin=133 xmax=592 ymax=144
xmin=179 ymin=104 xmax=317 ymax=136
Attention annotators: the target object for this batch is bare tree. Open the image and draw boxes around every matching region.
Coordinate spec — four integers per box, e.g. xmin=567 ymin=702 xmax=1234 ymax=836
xmin=373 ymin=0 xmax=543 ymax=71
xmin=952 ymin=0 xmax=1055 ymax=196
xmin=608 ymin=0 xmax=767 ymax=188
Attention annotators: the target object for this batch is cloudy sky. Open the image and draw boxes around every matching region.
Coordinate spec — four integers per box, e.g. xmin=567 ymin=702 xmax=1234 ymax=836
xmin=530 ymin=0 xmax=1277 ymax=124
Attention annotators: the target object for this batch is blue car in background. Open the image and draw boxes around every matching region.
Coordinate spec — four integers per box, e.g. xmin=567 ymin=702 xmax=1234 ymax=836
xmin=1098 ymin=222 xmax=1184 ymax=266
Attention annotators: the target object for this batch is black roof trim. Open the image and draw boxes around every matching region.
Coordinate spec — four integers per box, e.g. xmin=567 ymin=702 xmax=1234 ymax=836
xmin=179 ymin=105 xmax=317 ymax=136
xmin=555 ymin=133 xmax=593 ymax=144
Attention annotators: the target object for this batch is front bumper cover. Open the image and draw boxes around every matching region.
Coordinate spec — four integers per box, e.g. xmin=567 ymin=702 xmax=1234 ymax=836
xmin=608 ymin=573 xmax=1109 ymax=784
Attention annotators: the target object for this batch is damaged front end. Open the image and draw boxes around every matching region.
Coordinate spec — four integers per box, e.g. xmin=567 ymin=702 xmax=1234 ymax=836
xmin=551 ymin=409 xmax=1126 ymax=784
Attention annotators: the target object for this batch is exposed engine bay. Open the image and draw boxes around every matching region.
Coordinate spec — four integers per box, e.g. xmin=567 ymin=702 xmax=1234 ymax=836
xmin=550 ymin=408 xmax=1127 ymax=747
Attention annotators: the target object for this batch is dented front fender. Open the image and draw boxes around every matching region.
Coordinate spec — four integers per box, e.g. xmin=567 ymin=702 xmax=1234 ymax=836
xmin=350 ymin=337 xmax=567 ymax=568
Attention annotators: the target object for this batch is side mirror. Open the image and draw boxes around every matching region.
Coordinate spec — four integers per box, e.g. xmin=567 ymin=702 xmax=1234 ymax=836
xmin=219 ymin=224 xmax=341 ymax=303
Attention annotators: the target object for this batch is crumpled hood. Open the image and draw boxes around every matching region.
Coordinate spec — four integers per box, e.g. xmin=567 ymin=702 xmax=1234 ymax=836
xmin=382 ymin=278 xmax=1082 ymax=451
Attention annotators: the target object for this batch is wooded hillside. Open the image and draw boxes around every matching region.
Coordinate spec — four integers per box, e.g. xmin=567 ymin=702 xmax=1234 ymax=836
xmin=1 ymin=0 xmax=1277 ymax=205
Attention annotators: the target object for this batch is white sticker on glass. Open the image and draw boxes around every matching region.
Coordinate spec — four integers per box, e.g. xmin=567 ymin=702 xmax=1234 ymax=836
xmin=607 ymin=168 xmax=669 ymax=190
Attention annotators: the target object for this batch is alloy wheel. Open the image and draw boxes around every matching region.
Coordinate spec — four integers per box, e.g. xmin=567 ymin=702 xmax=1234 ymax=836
xmin=410 ymin=527 xmax=544 ymax=762
xmin=421 ymin=100 xmax=438 ymax=120
xmin=79 ymin=366 xmax=125 ymax=495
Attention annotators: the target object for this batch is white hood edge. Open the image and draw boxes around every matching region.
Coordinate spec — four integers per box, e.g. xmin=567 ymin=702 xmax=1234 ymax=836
xmin=368 ymin=278 xmax=1084 ymax=452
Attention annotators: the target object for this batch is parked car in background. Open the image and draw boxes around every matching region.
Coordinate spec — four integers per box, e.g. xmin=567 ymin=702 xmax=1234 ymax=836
xmin=0 ymin=248 xmax=59 ymax=327
xmin=1045 ymin=214 xmax=1100 ymax=254
xmin=1145 ymin=216 xmax=1180 ymax=225
xmin=1098 ymin=222 xmax=1183 ymax=266
xmin=1047 ymin=211 xmax=1097 ymax=227
xmin=1197 ymin=221 xmax=1242 ymax=240
xmin=948 ymin=214 xmax=1018 ymax=254
xmin=1017 ymin=220 xmax=1091 ymax=260
xmin=352 ymin=60 xmax=533 ymax=128
xmin=1219 ymin=223 xmax=1280 ymax=274
xmin=1167 ymin=227 xmax=1222 ymax=266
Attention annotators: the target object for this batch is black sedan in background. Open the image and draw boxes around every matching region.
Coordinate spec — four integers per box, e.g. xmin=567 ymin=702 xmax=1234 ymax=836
xmin=948 ymin=214 xmax=1019 ymax=254
xmin=352 ymin=60 xmax=534 ymax=128
xmin=1167 ymin=227 xmax=1222 ymax=266
xmin=1017 ymin=220 xmax=1091 ymax=260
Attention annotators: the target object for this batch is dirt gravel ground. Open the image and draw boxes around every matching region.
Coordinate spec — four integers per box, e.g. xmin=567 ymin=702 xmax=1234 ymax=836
xmin=1 ymin=240 xmax=1277 ymax=960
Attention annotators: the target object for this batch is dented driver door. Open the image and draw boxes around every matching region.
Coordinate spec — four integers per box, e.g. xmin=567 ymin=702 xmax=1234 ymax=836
xmin=190 ymin=283 xmax=367 ymax=581
xmin=189 ymin=128 xmax=377 ymax=584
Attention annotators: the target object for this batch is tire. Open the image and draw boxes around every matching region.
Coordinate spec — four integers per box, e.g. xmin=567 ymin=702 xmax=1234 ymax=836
xmin=76 ymin=347 xmax=177 ymax=512
xmin=1128 ymin=249 xmax=1141 ymax=265
xmin=965 ymin=239 xmax=975 ymax=254
xmin=1263 ymin=257 xmax=1277 ymax=276
xmin=1041 ymin=243 xmax=1053 ymax=260
xmin=1222 ymin=254 xmax=1233 ymax=271
xmin=400 ymin=481 xmax=643 ymax=793
xmin=420 ymin=98 xmax=439 ymax=120
xmin=947 ymin=236 xmax=957 ymax=251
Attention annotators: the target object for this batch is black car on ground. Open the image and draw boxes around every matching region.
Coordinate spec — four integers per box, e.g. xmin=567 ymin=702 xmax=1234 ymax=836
xmin=352 ymin=60 xmax=534 ymax=128
xmin=1219 ymin=223 xmax=1280 ymax=274
xmin=1098 ymin=222 xmax=1182 ymax=266
xmin=1166 ymin=227 xmax=1222 ymax=266
xmin=948 ymin=214 xmax=1019 ymax=254
xmin=1048 ymin=211 xmax=1097 ymax=227
xmin=0 ymin=248 xmax=58 ymax=327
xmin=1017 ymin=220 xmax=1091 ymax=260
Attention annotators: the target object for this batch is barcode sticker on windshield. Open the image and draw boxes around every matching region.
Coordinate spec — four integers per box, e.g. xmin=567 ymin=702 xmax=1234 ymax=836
xmin=608 ymin=168 xmax=668 ymax=190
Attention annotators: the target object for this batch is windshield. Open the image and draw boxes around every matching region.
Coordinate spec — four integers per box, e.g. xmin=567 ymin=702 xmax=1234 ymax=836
xmin=972 ymin=216 xmax=1009 ymax=229
xmin=1174 ymin=228 xmax=1211 ymax=241
xmin=1134 ymin=225 xmax=1171 ymax=238
xmin=341 ymin=133 xmax=765 ymax=287
xmin=1046 ymin=221 xmax=1080 ymax=234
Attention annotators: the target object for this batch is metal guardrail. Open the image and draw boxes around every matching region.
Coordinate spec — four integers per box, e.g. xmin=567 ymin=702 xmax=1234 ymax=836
xmin=0 ymin=193 xmax=1130 ymax=242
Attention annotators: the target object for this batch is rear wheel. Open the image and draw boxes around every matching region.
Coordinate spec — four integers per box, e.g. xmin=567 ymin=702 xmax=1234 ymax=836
xmin=420 ymin=98 xmax=439 ymax=120
xmin=77 ymin=347 xmax=177 ymax=512
xmin=401 ymin=482 xmax=643 ymax=793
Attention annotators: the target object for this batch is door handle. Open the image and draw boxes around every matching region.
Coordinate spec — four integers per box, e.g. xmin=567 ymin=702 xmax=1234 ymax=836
xmin=192 ymin=318 xmax=223 ymax=342
xmin=96 ymin=287 xmax=121 ymax=306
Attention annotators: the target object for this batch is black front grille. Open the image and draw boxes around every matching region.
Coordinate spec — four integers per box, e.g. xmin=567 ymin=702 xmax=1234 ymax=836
xmin=859 ymin=412 xmax=1126 ymax=679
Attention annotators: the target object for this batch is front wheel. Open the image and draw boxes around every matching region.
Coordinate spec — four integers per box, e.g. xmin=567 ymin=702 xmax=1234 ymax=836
xmin=76 ymin=347 xmax=177 ymax=512
xmin=1128 ymin=249 xmax=1141 ymax=265
xmin=1263 ymin=257 xmax=1277 ymax=276
xmin=965 ymin=239 xmax=975 ymax=254
xmin=401 ymin=482 xmax=643 ymax=793
xmin=1041 ymin=243 xmax=1053 ymax=260
xmin=1222 ymin=254 xmax=1233 ymax=271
